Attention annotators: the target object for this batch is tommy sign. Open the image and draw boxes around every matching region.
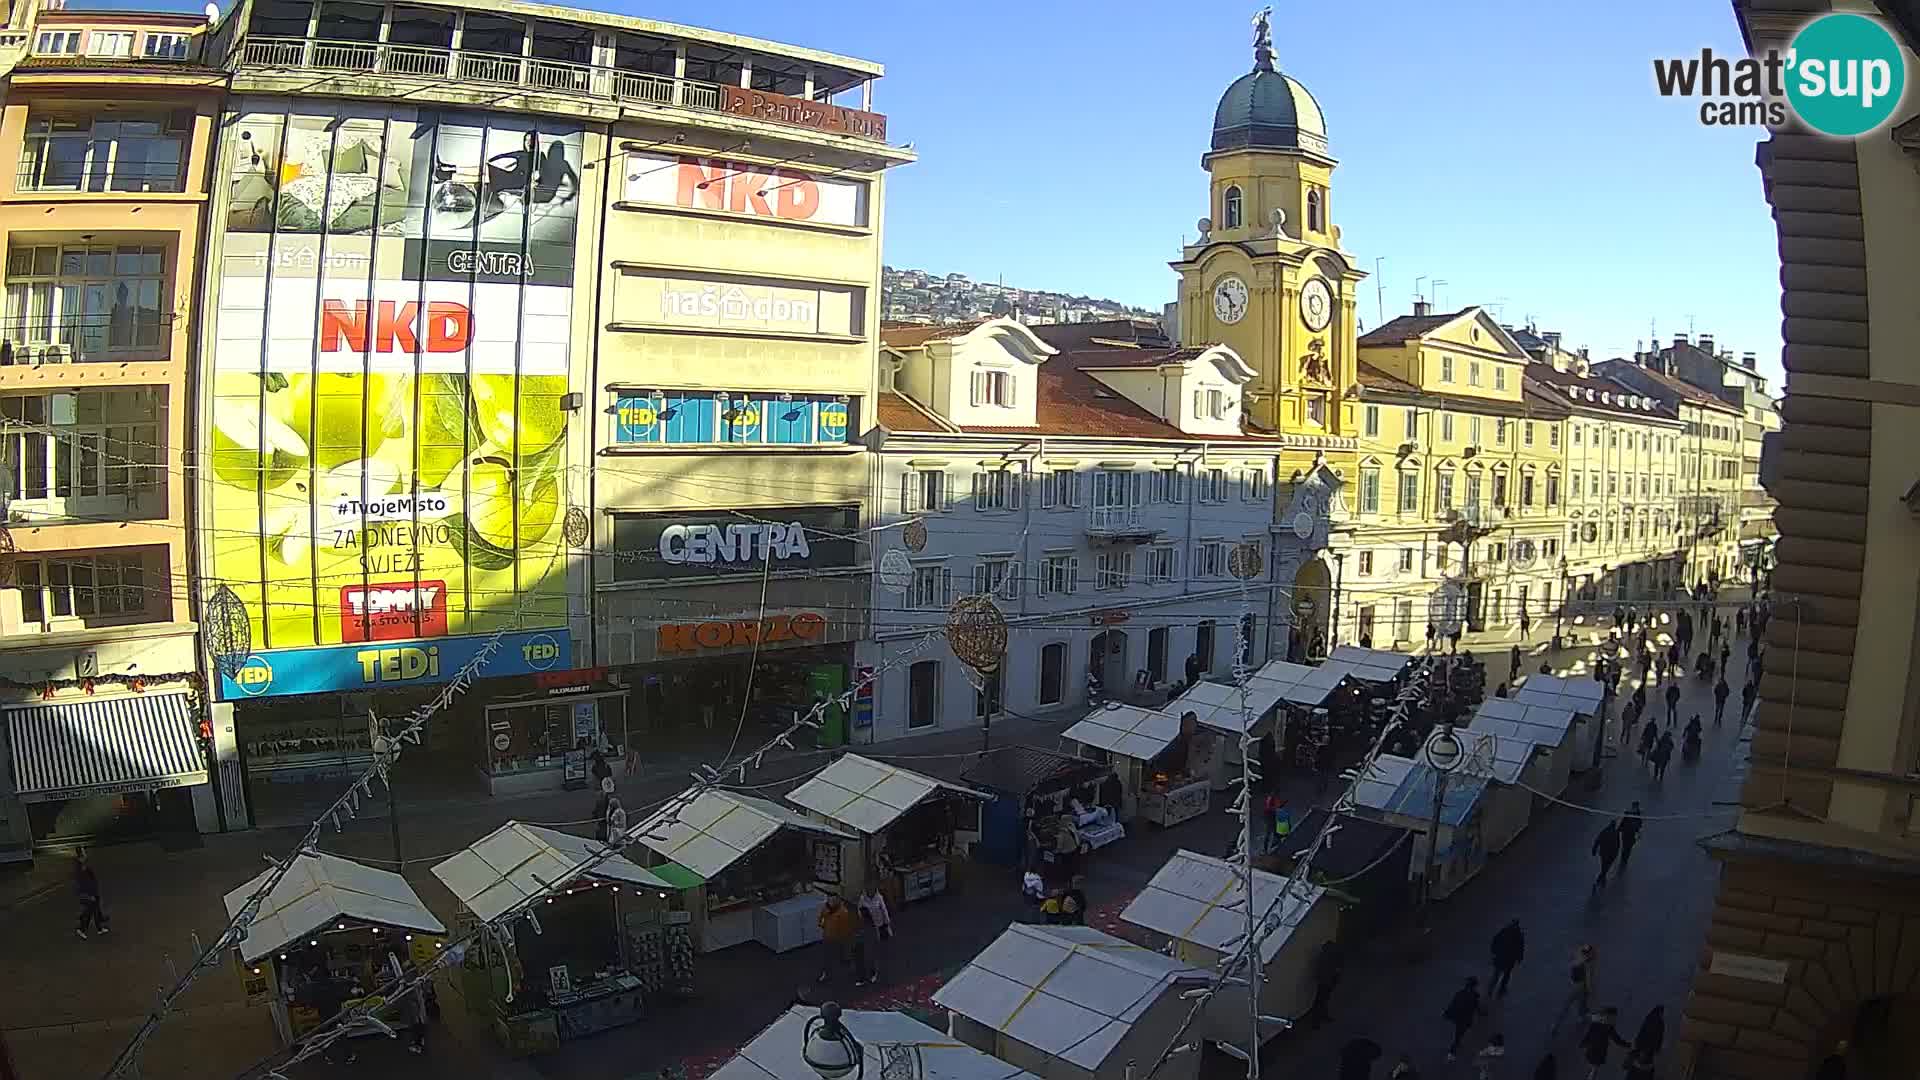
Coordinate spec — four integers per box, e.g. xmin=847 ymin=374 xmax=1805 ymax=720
xmin=611 ymin=505 xmax=858 ymax=581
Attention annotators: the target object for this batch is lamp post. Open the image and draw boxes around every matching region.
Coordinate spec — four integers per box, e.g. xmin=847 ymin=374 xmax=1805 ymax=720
xmin=1418 ymin=724 xmax=1464 ymax=922
xmin=804 ymin=1003 xmax=863 ymax=1080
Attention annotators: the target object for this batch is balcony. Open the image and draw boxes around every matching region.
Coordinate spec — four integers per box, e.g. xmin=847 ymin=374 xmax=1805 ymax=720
xmin=1086 ymin=504 xmax=1161 ymax=543
xmin=0 ymin=313 xmax=174 ymax=367
xmin=236 ymin=37 xmax=890 ymax=144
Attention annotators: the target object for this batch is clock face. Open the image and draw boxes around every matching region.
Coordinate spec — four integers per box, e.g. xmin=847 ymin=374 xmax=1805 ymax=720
xmin=1300 ymin=277 xmax=1333 ymax=333
xmin=1212 ymin=276 xmax=1249 ymax=325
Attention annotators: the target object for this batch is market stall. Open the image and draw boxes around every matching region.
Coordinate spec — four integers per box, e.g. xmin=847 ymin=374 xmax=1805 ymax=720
xmin=629 ymin=788 xmax=856 ymax=954
xmin=1511 ymin=674 xmax=1607 ymax=771
xmin=1120 ymin=849 xmax=1337 ymax=1054
xmin=225 ymin=852 xmax=446 ymax=1046
xmin=1163 ymin=673 xmax=1298 ymax=791
xmin=959 ymin=747 xmax=1120 ymax=870
xmin=1447 ymin=728 xmax=1536 ymax=854
xmin=1276 ymin=659 xmax=1358 ymax=768
xmin=1471 ymin=698 xmax=1579 ymax=796
xmin=935 ymin=923 xmax=1207 ymax=1080
xmin=1327 ymin=645 xmax=1416 ymax=686
xmin=1062 ymin=704 xmax=1207 ymax=827
xmin=1264 ymin=809 xmax=1411 ymax=932
xmin=783 ymin=754 xmax=992 ymax=906
xmin=1350 ymin=754 xmax=1490 ymax=901
xmin=430 ymin=821 xmax=691 ymax=1053
xmin=713 ymin=1005 xmax=1042 ymax=1080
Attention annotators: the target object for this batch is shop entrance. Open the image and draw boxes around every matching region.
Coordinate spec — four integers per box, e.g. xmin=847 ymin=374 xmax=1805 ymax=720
xmin=1088 ymin=630 xmax=1129 ymax=698
xmin=625 ymin=642 xmax=853 ymax=769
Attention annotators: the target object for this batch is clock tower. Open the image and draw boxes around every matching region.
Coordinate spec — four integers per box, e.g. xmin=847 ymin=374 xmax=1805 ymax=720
xmin=1171 ymin=9 xmax=1368 ymax=442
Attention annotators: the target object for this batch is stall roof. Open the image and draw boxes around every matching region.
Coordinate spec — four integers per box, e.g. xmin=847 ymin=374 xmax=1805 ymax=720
xmin=713 ymin=1005 xmax=1040 ymax=1080
xmin=431 ymin=821 xmax=676 ymax=923
xmin=1473 ymin=698 xmax=1578 ymax=744
xmin=786 ymin=754 xmax=992 ymax=835
xmin=1327 ymin=645 xmax=1416 ymax=683
xmin=1121 ymin=849 xmax=1325 ymax=964
xmin=631 ymin=789 xmax=853 ymax=881
xmin=225 ymin=852 xmax=444 ymax=964
xmin=1454 ymin=725 xmax=1535 ymax=785
xmin=1352 ymin=755 xmax=1488 ymax=828
xmin=1269 ymin=807 xmax=1410 ymax=882
xmin=1167 ymin=679 xmax=1287 ymax=735
xmin=1513 ymin=674 xmax=1606 ymax=713
xmin=1285 ymin=660 xmax=1356 ymax=707
xmin=1061 ymin=704 xmax=1184 ymax=761
xmin=934 ymin=924 xmax=1203 ymax=1071
xmin=961 ymin=745 xmax=1109 ymax=796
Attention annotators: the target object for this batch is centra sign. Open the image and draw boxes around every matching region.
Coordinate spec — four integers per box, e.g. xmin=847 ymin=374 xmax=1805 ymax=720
xmin=660 ymin=521 xmax=811 ymax=566
xmin=612 ymin=505 xmax=858 ymax=582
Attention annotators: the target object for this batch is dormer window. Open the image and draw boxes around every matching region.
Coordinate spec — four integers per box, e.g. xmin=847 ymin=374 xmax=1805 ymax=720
xmin=1306 ymin=189 xmax=1324 ymax=232
xmin=1223 ymin=186 xmax=1244 ymax=229
xmin=970 ymin=369 xmax=1014 ymax=407
xmin=1194 ymin=388 xmax=1228 ymax=420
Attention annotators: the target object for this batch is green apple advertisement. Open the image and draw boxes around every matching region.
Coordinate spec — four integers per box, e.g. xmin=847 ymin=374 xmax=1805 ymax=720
xmin=209 ymin=100 xmax=580 ymax=672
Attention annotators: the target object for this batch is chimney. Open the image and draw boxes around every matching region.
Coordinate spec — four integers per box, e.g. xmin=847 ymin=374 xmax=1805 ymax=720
xmin=1578 ymin=347 xmax=1590 ymax=361
xmin=1413 ymin=299 xmax=1432 ymax=317
xmin=1544 ymin=331 xmax=1561 ymax=353
xmin=1674 ymin=333 xmax=1688 ymax=348
xmin=1698 ymin=334 xmax=1714 ymax=354
xmin=1741 ymin=351 xmax=1756 ymax=365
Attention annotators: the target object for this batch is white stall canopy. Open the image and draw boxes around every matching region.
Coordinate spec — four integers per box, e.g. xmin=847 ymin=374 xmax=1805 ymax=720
xmin=1474 ymin=699 xmax=1577 ymax=746
xmin=431 ymin=821 xmax=678 ymax=923
xmin=1120 ymin=849 xmax=1324 ymax=964
xmin=1062 ymin=705 xmax=1184 ymax=761
xmin=1283 ymin=661 xmax=1356 ymax=707
xmin=225 ymin=852 xmax=444 ymax=964
xmin=1166 ymin=680 xmax=1288 ymax=736
xmin=785 ymin=754 xmax=991 ymax=835
xmin=631 ymin=788 xmax=853 ymax=881
xmin=935 ymin=923 xmax=1203 ymax=1075
xmin=713 ymin=1005 xmax=1040 ymax=1080
xmin=1513 ymin=674 xmax=1606 ymax=715
xmin=1326 ymin=645 xmax=1415 ymax=684
xmin=1352 ymin=755 xmax=1489 ymax=828
xmin=1455 ymin=724 xmax=1535 ymax=785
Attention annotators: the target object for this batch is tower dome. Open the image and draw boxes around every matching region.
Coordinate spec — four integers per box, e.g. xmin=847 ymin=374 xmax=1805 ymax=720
xmin=1211 ymin=11 xmax=1327 ymax=155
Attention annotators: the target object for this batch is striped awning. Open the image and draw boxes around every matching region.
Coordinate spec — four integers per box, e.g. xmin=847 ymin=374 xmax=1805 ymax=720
xmin=6 ymin=692 xmax=205 ymax=803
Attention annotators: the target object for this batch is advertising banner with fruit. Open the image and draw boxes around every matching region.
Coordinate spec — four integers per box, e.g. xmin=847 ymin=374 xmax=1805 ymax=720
xmin=207 ymin=101 xmax=582 ymax=696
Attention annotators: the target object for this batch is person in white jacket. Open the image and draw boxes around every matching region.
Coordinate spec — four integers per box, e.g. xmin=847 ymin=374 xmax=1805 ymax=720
xmin=857 ymin=882 xmax=892 ymax=985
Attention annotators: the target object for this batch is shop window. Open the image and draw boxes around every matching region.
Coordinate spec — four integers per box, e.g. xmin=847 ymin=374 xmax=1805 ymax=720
xmin=1039 ymin=643 xmax=1067 ymax=706
xmin=908 ymin=660 xmax=940 ymax=729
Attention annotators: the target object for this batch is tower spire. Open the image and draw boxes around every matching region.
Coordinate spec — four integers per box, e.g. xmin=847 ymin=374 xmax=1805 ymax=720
xmin=1252 ymin=6 xmax=1275 ymax=72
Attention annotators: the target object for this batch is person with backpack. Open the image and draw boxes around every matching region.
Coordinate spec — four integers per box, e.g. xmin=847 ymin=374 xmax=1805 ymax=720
xmin=1442 ymin=976 xmax=1486 ymax=1061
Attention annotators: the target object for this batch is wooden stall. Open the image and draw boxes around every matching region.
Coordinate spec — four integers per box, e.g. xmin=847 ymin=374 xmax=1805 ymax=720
xmin=713 ymin=1005 xmax=1042 ymax=1080
xmin=1350 ymin=754 xmax=1491 ymax=901
xmin=1511 ymin=674 xmax=1608 ymax=771
xmin=784 ymin=754 xmax=992 ymax=906
xmin=1062 ymin=704 xmax=1207 ymax=827
xmin=1470 ymin=698 xmax=1579 ymax=796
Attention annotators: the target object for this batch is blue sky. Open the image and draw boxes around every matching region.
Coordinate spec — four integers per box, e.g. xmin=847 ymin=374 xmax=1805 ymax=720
xmin=145 ymin=0 xmax=1784 ymax=379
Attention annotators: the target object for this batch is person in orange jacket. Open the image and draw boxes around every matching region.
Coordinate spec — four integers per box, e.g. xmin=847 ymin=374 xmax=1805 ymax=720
xmin=816 ymin=895 xmax=861 ymax=986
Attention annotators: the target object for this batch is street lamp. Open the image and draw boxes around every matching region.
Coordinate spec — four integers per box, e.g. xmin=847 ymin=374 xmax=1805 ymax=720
xmin=1418 ymin=724 xmax=1465 ymax=919
xmin=803 ymin=1003 xmax=863 ymax=1080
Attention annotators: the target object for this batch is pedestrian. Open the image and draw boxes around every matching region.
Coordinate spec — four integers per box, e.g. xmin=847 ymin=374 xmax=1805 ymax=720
xmin=1442 ymin=976 xmax=1485 ymax=1061
xmin=1617 ymin=803 xmax=1644 ymax=867
xmin=1579 ymin=1007 xmax=1630 ymax=1080
xmin=1510 ymin=644 xmax=1523 ymax=681
xmin=1665 ymin=642 xmax=1680 ymax=682
xmin=1495 ymin=682 xmax=1509 ymax=699
xmin=1631 ymin=683 xmax=1648 ymax=720
xmin=1533 ymin=1054 xmax=1557 ymax=1080
xmin=1713 ymin=677 xmax=1730 ymax=726
xmin=1815 ymin=1041 xmax=1848 ymax=1080
xmin=1272 ymin=795 xmax=1295 ymax=852
xmin=1389 ymin=1056 xmax=1421 ymax=1080
xmin=1302 ymin=937 xmax=1345 ymax=1027
xmin=1021 ymin=870 xmax=1045 ymax=921
xmin=1475 ymin=1033 xmax=1507 ymax=1080
xmin=1592 ymin=822 xmax=1620 ymax=888
xmin=1719 ymin=640 xmax=1731 ymax=677
xmin=1663 ymin=682 xmax=1681 ymax=727
xmin=1638 ymin=718 xmax=1657 ymax=763
xmin=1449 ymin=624 xmax=1463 ymax=654
xmin=1631 ymin=1005 xmax=1665 ymax=1063
xmin=858 ymin=881 xmax=892 ymax=984
xmin=592 ymin=779 xmax=614 ymax=841
xmin=1741 ymin=680 xmax=1757 ymax=721
xmin=1539 ymin=659 xmax=1553 ymax=675
xmin=1489 ymin=918 xmax=1526 ymax=997
xmin=1427 ymin=622 xmax=1439 ymax=652
xmin=1338 ymin=1037 xmax=1383 ymax=1080
xmin=589 ymin=747 xmax=612 ymax=790
xmin=1652 ymin=732 xmax=1674 ymax=781
xmin=1060 ymin=875 xmax=1087 ymax=926
xmin=74 ymin=849 xmax=108 ymax=939
xmin=1736 ymin=607 xmax=1747 ymax=634
xmin=604 ymin=795 xmax=627 ymax=842
xmin=816 ymin=895 xmax=859 ymax=985
xmin=1520 ymin=610 xmax=1533 ymax=640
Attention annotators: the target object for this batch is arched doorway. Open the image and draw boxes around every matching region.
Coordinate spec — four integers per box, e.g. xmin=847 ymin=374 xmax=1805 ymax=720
xmin=1087 ymin=629 xmax=1130 ymax=698
xmin=1290 ymin=558 xmax=1332 ymax=659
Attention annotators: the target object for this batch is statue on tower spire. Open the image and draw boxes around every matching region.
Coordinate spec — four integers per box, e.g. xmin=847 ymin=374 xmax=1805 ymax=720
xmin=1252 ymin=7 xmax=1275 ymax=72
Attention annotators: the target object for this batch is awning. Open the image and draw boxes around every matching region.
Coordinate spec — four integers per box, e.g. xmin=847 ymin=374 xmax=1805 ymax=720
xmin=432 ymin=821 xmax=678 ymax=923
xmin=1061 ymin=704 xmax=1183 ymax=761
xmin=1120 ymin=849 xmax=1323 ymax=964
xmin=6 ymin=692 xmax=204 ymax=804
xmin=631 ymin=789 xmax=854 ymax=881
xmin=1283 ymin=661 xmax=1355 ymax=707
xmin=1167 ymin=680 xmax=1287 ymax=735
xmin=225 ymin=852 xmax=444 ymax=964
xmin=785 ymin=754 xmax=991 ymax=835
xmin=1327 ymin=645 xmax=1415 ymax=683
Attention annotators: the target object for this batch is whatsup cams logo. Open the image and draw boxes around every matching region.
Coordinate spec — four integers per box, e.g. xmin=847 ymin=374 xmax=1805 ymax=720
xmin=1654 ymin=12 xmax=1908 ymax=136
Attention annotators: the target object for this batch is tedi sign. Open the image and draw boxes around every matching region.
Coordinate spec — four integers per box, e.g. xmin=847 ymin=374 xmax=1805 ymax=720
xmin=1653 ymin=13 xmax=1907 ymax=135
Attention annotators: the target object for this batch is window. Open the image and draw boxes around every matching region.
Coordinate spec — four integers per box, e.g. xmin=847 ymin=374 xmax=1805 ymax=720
xmin=1095 ymin=549 xmax=1131 ymax=591
xmin=973 ymin=556 xmax=1020 ymax=600
xmin=1195 ymin=388 xmax=1227 ymax=420
xmin=1243 ymin=468 xmax=1268 ymax=502
xmin=1588 ymin=471 xmax=1599 ymax=498
xmin=1358 ymin=467 xmax=1380 ymax=514
xmin=1572 ymin=425 xmax=1583 ymax=447
xmin=1607 ymin=474 xmax=1618 ymax=497
xmin=1469 ymin=417 xmax=1483 ymax=447
xmin=13 ymin=552 xmax=149 ymax=627
xmin=1437 ymin=545 xmax=1450 ymax=570
xmin=909 ymin=563 xmax=952 ymax=610
xmin=142 ymin=32 xmax=190 ymax=59
xmin=1146 ymin=545 xmax=1179 ymax=584
xmin=1465 ymin=471 xmax=1482 ymax=507
xmin=1492 ymin=471 xmax=1508 ymax=507
xmin=1440 ymin=356 xmax=1454 ymax=382
xmin=1542 ymin=538 xmax=1559 ymax=559
xmin=615 ymin=392 xmax=855 ymax=448
xmin=1609 ymin=430 xmax=1619 ymax=449
xmin=35 ymin=30 xmax=79 ymax=54
xmin=908 ymin=661 xmax=940 ymax=729
xmin=1201 ymin=468 xmax=1230 ymax=503
xmin=970 ymin=369 xmax=1015 ymax=407
xmin=1549 ymin=425 xmax=1561 ymax=449
xmin=5 ymin=244 xmax=169 ymax=363
xmin=1398 ymin=548 xmax=1415 ymax=573
xmin=86 ymin=31 xmax=134 ymax=57
xmin=1 ymin=390 xmax=163 ymax=519
xmin=1358 ymin=550 xmax=1374 ymax=575
xmin=1394 ymin=599 xmax=1415 ymax=644
xmin=1441 ymin=414 xmax=1454 ymax=442
xmin=1039 ymin=552 xmax=1079 ymax=596
xmin=1524 ymin=421 xmax=1535 ymax=447
xmin=973 ymin=468 xmax=1021 ymax=511
xmin=1196 ymin=540 xmax=1227 ymax=578
xmin=1153 ymin=467 xmax=1186 ymax=505
xmin=1397 ymin=470 xmax=1419 ymax=513
xmin=1364 ymin=405 xmax=1381 ymax=438
xmin=1436 ymin=470 xmax=1456 ymax=510
xmin=1222 ymin=186 xmax=1243 ymax=229
xmin=1041 ymin=469 xmax=1079 ymax=509
xmin=1496 ymin=418 xmax=1508 ymax=446
xmin=903 ymin=469 xmax=947 ymax=513
xmin=1306 ymin=188 xmax=1323 ymax=232
xmin=1404 ymin=410 xmax=1419 ymax=440
xmin=19 ymin=111 xmax=187 ymax=195
xmin=1520 ymin=472 xmax=1535 ymax=507
xmin=1469 ymin=361 xmax=1482 ymax=387
xmin=1039 ymin=643 xmax=1068 ymax=707
xmin=1306 ymin=394 xmax=1328 ymax=426
xmin=1495 ymin=367 xmax=1508 ymax=391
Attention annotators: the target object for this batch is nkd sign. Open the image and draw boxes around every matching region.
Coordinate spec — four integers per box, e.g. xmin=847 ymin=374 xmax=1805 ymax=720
xmin=610 ymin=505 xmax=858 ymax=581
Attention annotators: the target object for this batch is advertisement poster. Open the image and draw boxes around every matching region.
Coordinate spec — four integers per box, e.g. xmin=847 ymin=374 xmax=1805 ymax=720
xmin=208 ymin=100 xmax=581 ymax=695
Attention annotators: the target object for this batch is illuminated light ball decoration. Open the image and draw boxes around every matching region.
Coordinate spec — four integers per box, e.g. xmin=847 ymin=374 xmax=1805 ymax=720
xmin=205 ymin=583 xmax=255 ymax=680
xmin=901 ymin=517 xmax=928 ymax=554
xmin=1228 ymin=540 xmax=1264 ymax=581
xmin=563 ymin=505 xmax=591 ymax=549
xmin=946 ymin=594 xmax=1008 ymax=675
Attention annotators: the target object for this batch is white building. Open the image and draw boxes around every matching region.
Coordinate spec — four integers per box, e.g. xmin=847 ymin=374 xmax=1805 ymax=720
xmin=862 ymin=318 xmax=1310 ymax=740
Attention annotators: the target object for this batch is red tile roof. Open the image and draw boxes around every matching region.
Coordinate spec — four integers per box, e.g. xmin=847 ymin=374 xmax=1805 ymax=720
xmin=1357 ymin=309 xmax=1467 ymax=346
xmin=1525 ymin=362 xmax=1679 ymax=421
xmin=875 ymin=391 xmax=954 ymax=433
xmin=879 ymin=321 xmax=986 ymax=348
xmin=1595 ymin=360 xmax=1743 ymax=415
xmin=1356 ymin=361 xmax=1418 ymax=393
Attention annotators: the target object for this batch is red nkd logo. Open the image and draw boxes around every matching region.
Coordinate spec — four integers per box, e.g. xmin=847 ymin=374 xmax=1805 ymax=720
xmin=341 ymin=580 xmax=449 ymax=642
xmin=321 ymin=300 xmax=471 ymax=354
xmin=675 ymin=159 xmax=821 ymax=221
